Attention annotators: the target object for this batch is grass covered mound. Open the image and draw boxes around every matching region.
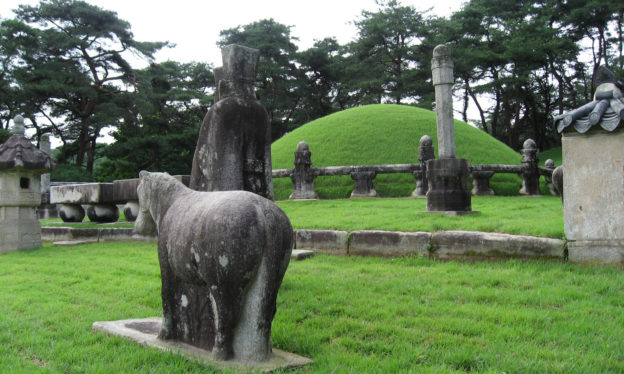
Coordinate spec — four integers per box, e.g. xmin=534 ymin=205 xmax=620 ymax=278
xmin=271 ymin=104 xmax=523 ymax=199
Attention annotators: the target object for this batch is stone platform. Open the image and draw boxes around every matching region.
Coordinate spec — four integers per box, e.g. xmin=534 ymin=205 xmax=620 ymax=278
xmin=92 ymin=317 xmax=312 ymax=372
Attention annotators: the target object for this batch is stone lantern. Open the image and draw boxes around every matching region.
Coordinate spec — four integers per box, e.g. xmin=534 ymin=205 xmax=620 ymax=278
xmin=0 ymin=115 xmax=56 ymax=253
xmin=554 ymin=67 xmax=624 ymax=264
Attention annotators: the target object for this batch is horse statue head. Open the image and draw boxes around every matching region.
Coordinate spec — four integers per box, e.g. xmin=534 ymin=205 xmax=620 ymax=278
xmin=135 ymin=170 xmax=158 ymax=236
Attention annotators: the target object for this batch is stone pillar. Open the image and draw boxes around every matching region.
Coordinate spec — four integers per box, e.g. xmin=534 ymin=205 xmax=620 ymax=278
xmin=412 ymin=135 xmax=434 ymax=197
xmin=289 ymin=141 xmax=318 ymax=200
xmin=37 ymin=134 xmax=58 ymax=219
xmin=519 ymin=139 xmax=541 ymax=195
xmin=350 ymin=171 xmax=378 ymax=198
xmin=471 ymin=171 xmax=495 ymax=195
xmin=425 ymin=45 xmax=473 ymax=213
xmin=40 ymin=135 xmax=51 ymax=194
xmin=543 ymin=159 xmax=558 ymax=196
xmin=432 ymin=45 xmax=455 ymax=159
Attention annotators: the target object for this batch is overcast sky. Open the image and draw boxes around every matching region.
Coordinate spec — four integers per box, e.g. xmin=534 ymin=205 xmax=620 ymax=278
xmin=1 ymin=0 xmax=465 ymax=67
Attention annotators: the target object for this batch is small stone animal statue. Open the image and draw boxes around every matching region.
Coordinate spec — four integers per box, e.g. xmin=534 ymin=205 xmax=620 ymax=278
xmin=134 ymin=171 xmax=293 ymax=362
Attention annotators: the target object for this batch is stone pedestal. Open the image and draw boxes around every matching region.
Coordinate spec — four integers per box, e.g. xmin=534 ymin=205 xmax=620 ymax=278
xmin=426 ymin=158 xmax=472 ymax=212
xmin=58 ymin=204 xmax=85 ymax=222
xmin=471 ymin=171 xmax=495 ymax=196
xmin=0 ymin=206 xmax=42 ymax=252
xmin=350 ymin=171 xmax=378 ymax=198
xmin=85 ymin=204 xmax=119 ymax=223
xmin=123 ymin=200 xmax=139 ymax=221
xmin=562 ymin=129 xmax=624 ymax=264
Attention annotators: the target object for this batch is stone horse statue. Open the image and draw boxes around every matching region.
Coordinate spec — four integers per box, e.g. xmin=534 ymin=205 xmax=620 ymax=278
xmin=134 ymin=171 xmax=293 ymax=362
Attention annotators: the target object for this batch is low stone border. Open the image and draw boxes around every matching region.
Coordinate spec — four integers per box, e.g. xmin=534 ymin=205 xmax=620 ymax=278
xmin=42 ymin=227 xmax=156 ymax=243
xmin=295 ymin=229 xmax=566 ymax=261
xmin=42 ymin=227 xmax=566 ymax=261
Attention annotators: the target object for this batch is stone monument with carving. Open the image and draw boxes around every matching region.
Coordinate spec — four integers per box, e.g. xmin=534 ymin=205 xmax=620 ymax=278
xmin=190 ymin=44 xmax=273 ymax=200
xmin=0 ymin=115 xmax=56 ymax=252
xmin=553 ymin=66 xmax=624 ymax=264
xmin=425 ymin=45 xmax=473 ymax=213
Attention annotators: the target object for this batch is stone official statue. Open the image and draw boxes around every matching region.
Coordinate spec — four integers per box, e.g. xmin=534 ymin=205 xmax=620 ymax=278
xmin=190 ymin=45 xmax=274 ymax=199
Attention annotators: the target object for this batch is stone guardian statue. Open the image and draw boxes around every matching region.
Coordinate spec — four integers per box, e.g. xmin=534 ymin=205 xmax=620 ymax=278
xmin=190 ymin=45 xmax=273 ymax=200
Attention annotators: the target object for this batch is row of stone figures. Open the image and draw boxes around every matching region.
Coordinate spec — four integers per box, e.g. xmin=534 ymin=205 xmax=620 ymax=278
xmin=284 ymin=137 xmax=559 ymax=200
xmin=48 ymin=136 xmax=558 ymax=224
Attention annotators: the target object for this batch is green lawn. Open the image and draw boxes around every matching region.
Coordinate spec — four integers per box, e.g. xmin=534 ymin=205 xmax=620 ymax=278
xmin=278 ymin=196 xmax=564 ymax=238
xmin=1 ymin=242 xmax=623 ymax=373
xmin=42 ymin=196 xmax=564 ymax=239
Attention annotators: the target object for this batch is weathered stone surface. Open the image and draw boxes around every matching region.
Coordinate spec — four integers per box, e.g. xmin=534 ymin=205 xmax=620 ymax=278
xmin=54 ymin=240 xmax=97 ymax=246
xmin=431 ymin=231 xmax=565 ymax=259
xmin=113 ymin=178 xmax=140 ymax=202
xmin=350 ymin=171 xmax=378 ymax=198
xmin=291 ymin=249 xmax=314 ymax=261
xmin=135 ymin=171 xmax=292 ymax=363
xmin=41 ymin=227 xmax=73 ymax=241
xmin=568 ymin=240 xmax=624 ymax=265
xmin=295 ymin=229 xmax=348 ymax=254
xmin=543 ymin=159 xmax=558 ymax=196
xmin=0 ymin=116 xmax=56 ymax=171
xmin=85 ymin=204 xmax=119 ymax=223
xmin=289 ymin=141 xmax=318 ymax=200
xmin=123 ymin=201 xmax=139 ymax=221
xmin=471 ymin=170 xmax=495 ymax=196
xmin=190 ymin=45 xmax=273 ymax=200
xmin=41 ymin=227 xmax=157 ymax=242
xmin=93 ymin=318 xmax=312 ymax=372
xmin=431 ymin=45 xmax=456 ymax=159
xmin=413 ymin=135 xmax=435 ymax=197
xmin=51 ymin=183 xmax=114 ymax=204
xmin=562 ymin=129 xmax=624 ymax=241
xmin=426 ymin=158 xmax=472 ymax=212
xmin=0 ymin=116 xmax=55 ymax=252
xmin=58 ymin=204 xmax=85 ymax=222
xmin=349 ymin=230 xmax=431 ymax=257
xmin=0 ymin=208 xmax=42 ymax=253
xmin=519 ymin=139 xmax=541 ymax=196
xmin=552 ymin=165 xmax=563 ymax=201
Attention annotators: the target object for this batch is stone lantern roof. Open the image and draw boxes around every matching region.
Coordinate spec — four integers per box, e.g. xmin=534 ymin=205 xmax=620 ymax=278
xmin=555 ymin=66 xmax=624 ymax=134
xmin=0 ymin=115 xmax=56 ymax=172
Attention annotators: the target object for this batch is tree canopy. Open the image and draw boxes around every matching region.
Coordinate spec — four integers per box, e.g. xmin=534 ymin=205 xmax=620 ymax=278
xmin=1 ymin=0 xmax=622 ymax=182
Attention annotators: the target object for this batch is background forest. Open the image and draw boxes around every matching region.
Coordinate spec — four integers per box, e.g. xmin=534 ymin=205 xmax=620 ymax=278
xmin=0 ymin=0 xmax=622 ymax=182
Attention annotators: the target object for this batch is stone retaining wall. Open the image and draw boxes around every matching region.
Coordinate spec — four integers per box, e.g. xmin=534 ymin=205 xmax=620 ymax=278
xmin=42 ymin=227 xmax=566 ymax=261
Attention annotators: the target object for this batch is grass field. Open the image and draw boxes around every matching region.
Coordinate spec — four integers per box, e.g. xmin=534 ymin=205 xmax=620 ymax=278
xmin=278 ymin=196 xmax=564 ymax=238
xmin=41 ymin=195 xmax=564 ymax=238
xmin=1 ymin=242 xmax=623 ymax=373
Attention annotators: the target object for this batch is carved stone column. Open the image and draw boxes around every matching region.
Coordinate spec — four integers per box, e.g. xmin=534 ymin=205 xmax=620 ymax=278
xmin=289 ymin=141 xmax=318 ymax=200
xmin=412 ymin=135 xmax=434 ymax=197
xmin=519 ymin=139 xmax=541 ymax=195
xmin=425 ymin=45 xmax=474 ymax=213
